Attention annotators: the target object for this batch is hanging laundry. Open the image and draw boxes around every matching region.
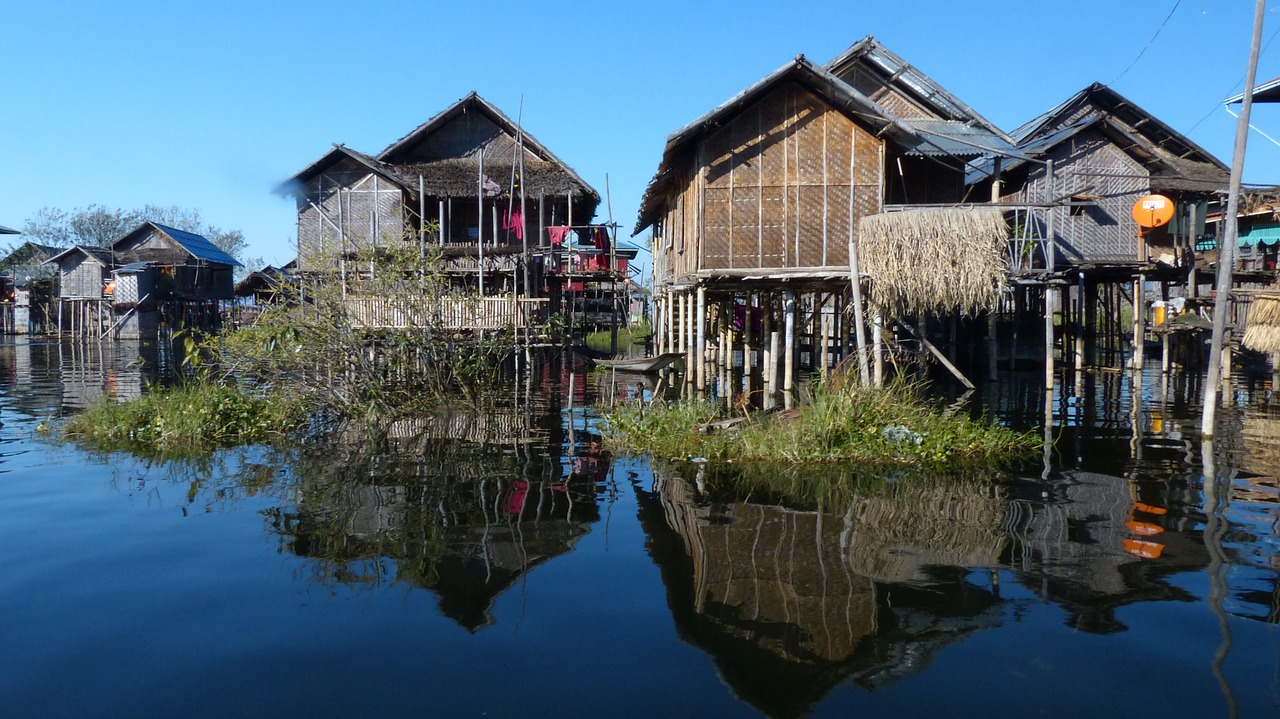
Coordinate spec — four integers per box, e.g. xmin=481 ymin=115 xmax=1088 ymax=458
xmin=503 ymin=204 xmax=524 ymax=240
xmin=547 ymin=225 xmax=572 ymax=246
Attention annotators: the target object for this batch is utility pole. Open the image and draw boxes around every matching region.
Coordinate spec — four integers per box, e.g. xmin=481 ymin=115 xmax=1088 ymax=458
xmin=1203 ymin=0 xmax=1266 ymax=438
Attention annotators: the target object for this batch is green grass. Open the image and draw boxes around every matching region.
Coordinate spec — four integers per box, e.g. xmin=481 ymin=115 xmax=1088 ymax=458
xmin=603 ymin=376 xmax=1038 ymax=470
xmin=63 ymin=382 xmax=308 ymax=455
xmin=584 ymin=320 xmax=651 ymax=351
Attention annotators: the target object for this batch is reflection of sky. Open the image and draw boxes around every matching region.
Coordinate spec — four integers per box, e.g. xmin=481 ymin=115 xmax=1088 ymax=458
xmin=1 ymin=346 xmax=1279 ymax=716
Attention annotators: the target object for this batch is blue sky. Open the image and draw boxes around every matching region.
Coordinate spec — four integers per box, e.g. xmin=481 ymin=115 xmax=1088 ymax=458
xmin=4 ymin=1 xmax=1280 ymax=278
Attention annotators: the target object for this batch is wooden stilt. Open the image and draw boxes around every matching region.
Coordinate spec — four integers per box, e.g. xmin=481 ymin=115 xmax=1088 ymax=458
xmin=778 ymin=287 xmax=788 ymax=394
xmin=1132 ymin=275 xmax=1146 ymax=370
xmin=762 ymin=294 xmax=773 ymax=387
xmin=696 ymin=286 xmax=707 ymax=393
xmin=873 ymin=312 xmax=884 ymax=387
xmin=848 ymin=239 xmax=870 ymax=384
xmin=743 ymin=292 xmax=754 ymax=395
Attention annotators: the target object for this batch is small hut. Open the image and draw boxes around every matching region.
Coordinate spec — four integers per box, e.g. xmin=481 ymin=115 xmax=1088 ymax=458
xmin=44 ymin=245 xmax=113 ymax=336
xmin=0 ymin=241 xmax=61 ymax=334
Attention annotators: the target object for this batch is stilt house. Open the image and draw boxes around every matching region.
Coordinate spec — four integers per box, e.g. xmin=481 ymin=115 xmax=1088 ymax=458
xmin=988 ymin=83 xmax=1228 ymax=272
xmin=280 ymin=92 xmax=603 ymax=333
xmin=1 ymin=241 xmax=60 ymax=335
xmin=44 ymin=221 xmax=241 ymax=338
xmin=637 ymin=39 xmax=1014 ymax=393
xmin=969 ymin=84 xmax=1231 ymax=371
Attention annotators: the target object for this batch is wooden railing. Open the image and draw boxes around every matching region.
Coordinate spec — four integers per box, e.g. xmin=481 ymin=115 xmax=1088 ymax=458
xmin=345 ymin=295 xmax=548 ymax=330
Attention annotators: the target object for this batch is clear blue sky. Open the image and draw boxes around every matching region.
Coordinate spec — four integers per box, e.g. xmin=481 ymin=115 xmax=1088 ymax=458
xmin=4 ymin=1 xmax=1280 ymax=278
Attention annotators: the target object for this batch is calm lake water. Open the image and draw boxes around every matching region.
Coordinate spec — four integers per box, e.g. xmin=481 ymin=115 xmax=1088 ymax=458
xmin=1 ymin=337 xmax=1278 ymax=718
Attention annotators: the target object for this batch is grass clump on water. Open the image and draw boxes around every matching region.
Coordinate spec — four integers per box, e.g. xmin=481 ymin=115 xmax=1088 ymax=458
xmin=63 ymin=382 xmax=307 ymax=454
xmin=603 ymin=374 xmax=1037 ymax=469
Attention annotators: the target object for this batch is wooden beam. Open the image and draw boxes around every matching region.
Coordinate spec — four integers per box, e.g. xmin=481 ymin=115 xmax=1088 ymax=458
xmin=896 ymin=318 xmax=975 ymax=390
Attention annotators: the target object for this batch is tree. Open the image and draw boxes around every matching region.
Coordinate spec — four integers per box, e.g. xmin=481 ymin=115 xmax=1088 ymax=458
xmin=18 ymin=204 xmax=254 ymax=267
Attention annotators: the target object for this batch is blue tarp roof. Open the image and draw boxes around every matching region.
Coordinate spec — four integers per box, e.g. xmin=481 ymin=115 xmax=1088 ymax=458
xmin=152 ymin=223 xmax=242 ymax=267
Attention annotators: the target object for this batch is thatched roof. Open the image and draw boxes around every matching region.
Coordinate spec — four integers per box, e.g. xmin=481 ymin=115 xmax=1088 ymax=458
xmin=281 ymin=92 xmax=600 ymax=206
xmin=394 ymin=157 xmax=595 ymax=199
xmin=858 ymin=207 xmax=1008 ymax=317
xmin=1243 ymin=292 xmax=1280 ymax=354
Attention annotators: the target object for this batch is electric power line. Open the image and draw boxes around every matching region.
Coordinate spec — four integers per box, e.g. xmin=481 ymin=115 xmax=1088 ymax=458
xmin=1109 ymin=0 xmax=1183 ymax=86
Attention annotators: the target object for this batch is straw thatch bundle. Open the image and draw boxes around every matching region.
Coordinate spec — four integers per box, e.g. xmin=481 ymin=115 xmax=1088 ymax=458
xmin=858 ymin=208 xmax=1008 ymax=317
xmin=1242 ymin=292 xmax=1280 ymax=354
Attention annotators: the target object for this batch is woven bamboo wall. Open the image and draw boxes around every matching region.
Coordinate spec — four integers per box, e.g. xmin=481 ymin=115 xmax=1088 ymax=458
xmin=835 ymin=65 xmax=934 ymax=120
xmin=663 ymin=82 xmax=880 ymax=280
xmin=1020 ymin=130 xmax=1147 ymax=266
xmin=59 ymin=256 xmax=106 ymax=299
xmin=297 ymin=158 xmax=406 ymax=271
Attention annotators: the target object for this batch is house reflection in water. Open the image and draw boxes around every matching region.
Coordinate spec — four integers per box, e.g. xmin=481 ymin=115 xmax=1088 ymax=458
xmin=271 ymin=428 xmax=607 ymax=632
xmin=635 ymin=464 xmax=1008 ymax=717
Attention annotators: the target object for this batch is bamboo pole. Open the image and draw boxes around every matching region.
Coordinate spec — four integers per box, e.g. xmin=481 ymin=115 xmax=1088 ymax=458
xmin=1205 ymin=0 xmax=1265 ymax=438
xmin=873 ymin=312 xmax=884 ymax=387
xmin=848 ymin=239 xmax=870 ymax=384
xmin=696 ymin=286 xmax=707 ymax=392
xmin=783 ymin=291 xmax=795 ymax=396
xmin=1044 ymin=159 xmax=1056 ymax=397
xmin=478 ymin=148 xmax=485 ymax=296
xmin=1132 ymin=274 xmax=1146 ymax=370
xmin=762 ymin=295 xmax=773 ymax=386
xmin=1075 ymin=272 xmax=1086 ymax=371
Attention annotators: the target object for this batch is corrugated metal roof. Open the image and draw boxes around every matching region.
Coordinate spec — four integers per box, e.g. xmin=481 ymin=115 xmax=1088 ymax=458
xmin=151 ymin=223 xmax=242 ymax=267
xmin=113 ymin=261 xmax=151 ymax=274
xmin=1226 ymin=76 xmax=1280 ymax=104
xmin=899 ymin=119 xmax=1016 ymax=157
xmin=825 ymin=36 xmax=1012 ymax=143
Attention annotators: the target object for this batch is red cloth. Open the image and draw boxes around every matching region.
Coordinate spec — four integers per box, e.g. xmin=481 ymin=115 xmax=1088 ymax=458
xmin=547 ymin=226 xmax=571 ymax=246
xmin=502 ymin=205 xmax=524 ymax=240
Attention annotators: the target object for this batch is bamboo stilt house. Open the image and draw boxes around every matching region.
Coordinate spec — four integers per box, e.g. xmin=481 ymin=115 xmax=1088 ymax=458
xmin=635 ymin=38 xmax=1019 ymax=389
xmin=44 ymin=222 xmax=241 ymax=339
xmin=279 ymin=93 xmax=601 ymax=310
xmin=976 ymin=83 xmax=1228 ymax=272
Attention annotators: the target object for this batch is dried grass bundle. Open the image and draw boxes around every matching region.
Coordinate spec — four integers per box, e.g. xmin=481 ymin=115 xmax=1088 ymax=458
xmin=858 ymin=207 xmax=1008 ymax=318
xmin=1242 ymin=293 xmax=1280 ymax=354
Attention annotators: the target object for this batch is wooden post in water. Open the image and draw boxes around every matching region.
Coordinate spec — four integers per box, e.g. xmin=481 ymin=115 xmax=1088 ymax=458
xmin=1075 ymin=272 xmax=1086 ymax=372
xmin=696 ymin=286 xmax=707 ymax=393
xmin=1205 ymin=0 xmax=1265 ymax=438
xmin=778 ymin=287 xmax=788 ymax=394
xmin=743 ymin=292 xmax=754 ymax=395
xmin=848 ymin=239 xmax=870 ymax=384
xmin=1044 ymin=160 xmax=1057 ymax=398
xmin=873 ymin=312 xmax=884 ymax=387
xmin=1132 ymin=274 xmax=1146 ymax=370
xmin=763 ymin=294 xmax=774 ymax=387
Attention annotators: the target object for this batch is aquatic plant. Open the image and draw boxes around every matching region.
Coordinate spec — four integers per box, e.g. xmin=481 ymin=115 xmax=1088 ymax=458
xmin=63 ymin=382 xmax=307 ymax=454
xmin=603 ymin=375 xmax=1037 ymax=469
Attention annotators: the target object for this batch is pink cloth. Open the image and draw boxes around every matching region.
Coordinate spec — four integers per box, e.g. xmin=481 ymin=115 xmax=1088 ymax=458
xmin=547 ymin=226 xmax=571 ymax=246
